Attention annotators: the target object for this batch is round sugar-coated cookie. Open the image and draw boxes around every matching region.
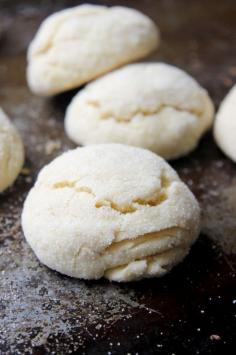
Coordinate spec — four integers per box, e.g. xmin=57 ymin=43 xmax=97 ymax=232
xmin=214 ymin=84 xmax=236 ymax=162
xmin=65 ymin=63 xmax=214 ymax=160
xmin=22 ymin=144 xmax=200 ymax=282
xmin=27 ymin=4 xmax=159 ymax=96
xmin=0 ymin=109 xmax=24 ymax=193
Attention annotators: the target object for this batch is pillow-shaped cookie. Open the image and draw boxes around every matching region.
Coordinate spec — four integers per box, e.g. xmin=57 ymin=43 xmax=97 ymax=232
xmin=0 ymin=109 xmax=24 ymax=193
xmin=214 ymin=85 xmax=236 ymax=162
xmin=22 ymin=144 xmax=200 ymax=282
xmin=65 ymin=63 xmax=214 ymax=160
xmin=27 ymin=4 xmax=159 ymax=96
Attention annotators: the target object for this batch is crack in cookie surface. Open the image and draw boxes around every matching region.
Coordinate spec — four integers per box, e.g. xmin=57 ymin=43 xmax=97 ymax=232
xmin=86 ymin=100 xmax=203 ymax=123
xmin=51 ymin=174 xmax=171 ymax=214
xmin=95 ymin=199 xmax=137 ymax=213
xmin=30 ymin=7 xmax=108 ymax=58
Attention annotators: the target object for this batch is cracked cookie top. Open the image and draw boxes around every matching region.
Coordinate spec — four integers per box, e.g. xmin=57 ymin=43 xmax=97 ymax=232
xmin=22 ymin=144 xmax=200 ymax=281
xmin=65 ymin=63 xmax=214 ymax=160
xmin=26 ymin=4 xmax=159 ymax=96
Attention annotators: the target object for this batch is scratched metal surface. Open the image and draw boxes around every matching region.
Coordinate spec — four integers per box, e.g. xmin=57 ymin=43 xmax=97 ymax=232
xmin=0 ymin=0 xmax=236 ymax=354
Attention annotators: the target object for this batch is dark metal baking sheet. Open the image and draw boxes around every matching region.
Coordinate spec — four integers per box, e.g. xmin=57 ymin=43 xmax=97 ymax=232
xmin=0 ymin=0 xmax=235 ymax=354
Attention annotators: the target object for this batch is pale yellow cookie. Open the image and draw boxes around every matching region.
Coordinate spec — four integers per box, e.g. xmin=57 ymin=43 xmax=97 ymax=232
xmin=0 ymin=109 xmax=24 ymax=193
xmin=65 ymin=63 xmax=214 ymax=160
xmin=22 ymin=144 xmax=200 ymax=282
xmin=214 ymin=85 xmax=236 ymax=162
xmin=27 ymin=4 xmax=159 ymax=96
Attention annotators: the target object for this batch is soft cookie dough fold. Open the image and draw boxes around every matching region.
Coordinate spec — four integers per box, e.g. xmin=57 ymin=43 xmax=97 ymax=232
xmin=104 ymin=246 xmax=189 ymax=282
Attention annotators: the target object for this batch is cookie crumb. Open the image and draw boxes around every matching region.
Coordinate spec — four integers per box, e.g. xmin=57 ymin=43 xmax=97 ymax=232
xmin=210 ymin=334 xmax=221 ymax=341
xmin=21 ymin=167 xmax=31 ymax=175
xmin=45 ymin=139 xmax=61 ymax=155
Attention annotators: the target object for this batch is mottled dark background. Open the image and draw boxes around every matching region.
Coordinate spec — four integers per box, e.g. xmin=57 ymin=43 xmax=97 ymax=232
xmin=0 ymin=1 xmax=236 ymax=354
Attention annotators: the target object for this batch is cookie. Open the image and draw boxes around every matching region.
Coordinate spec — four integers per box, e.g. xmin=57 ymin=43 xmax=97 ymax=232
xmin=65 ymin=63 xmax=214 ymax=160
xmin=22 ymin=144 xmax=200 ymax=282
xmin=27 ymin=4 xmax=159 ymax=96
xmin=0 ymin=109 xmax=24 ymax=193
xmin=214 ymin=85 xmax=236 ymax=162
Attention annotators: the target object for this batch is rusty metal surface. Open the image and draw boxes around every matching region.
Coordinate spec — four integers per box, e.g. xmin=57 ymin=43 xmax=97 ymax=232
xmin=0 ymin=0 xmax=236 ymax=354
